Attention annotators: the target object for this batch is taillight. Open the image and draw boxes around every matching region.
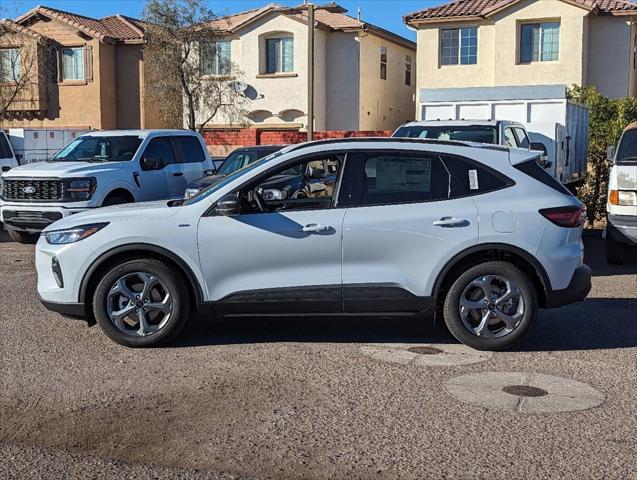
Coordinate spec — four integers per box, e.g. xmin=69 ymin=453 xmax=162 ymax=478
xmin=539 ymin=205 xmax=586 ymax=228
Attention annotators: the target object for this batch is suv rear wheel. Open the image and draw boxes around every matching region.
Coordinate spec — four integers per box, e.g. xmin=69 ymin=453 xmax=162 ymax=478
xmin=8 ymin=229 xmax=40 ymax=244
xmin=443 ymin=261 xmax=537 ymax=351
xmin=92 ymin=258 xmax=191 ymax=347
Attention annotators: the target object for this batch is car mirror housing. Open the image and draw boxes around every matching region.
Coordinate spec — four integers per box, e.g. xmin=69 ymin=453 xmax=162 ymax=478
xmin=215 ymin=194 xmax=241 ymax=216
xmin=606 ymin=145 xmax=616 ymax=162
xmin=530 ymin=142 xmax=548 ymax=156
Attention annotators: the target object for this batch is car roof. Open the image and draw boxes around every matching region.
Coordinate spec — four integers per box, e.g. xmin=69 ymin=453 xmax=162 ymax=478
xmin=79 ymin=129 xmax=200 ymax=138
xmin=399 ymin=120 xmax=522 ymax=128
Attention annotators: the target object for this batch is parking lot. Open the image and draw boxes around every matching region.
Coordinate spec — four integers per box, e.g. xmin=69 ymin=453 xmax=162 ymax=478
xmin=0 ymin=228 xmax=635 ymax=479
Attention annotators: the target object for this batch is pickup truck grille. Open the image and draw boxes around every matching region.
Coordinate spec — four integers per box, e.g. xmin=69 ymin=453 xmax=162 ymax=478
xmin=2 ymin=179 xmax=65 ymax=202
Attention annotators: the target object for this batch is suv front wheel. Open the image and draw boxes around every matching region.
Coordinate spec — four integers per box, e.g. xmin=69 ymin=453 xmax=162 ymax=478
xmin=92 ymin=258 xmax=191 ymax=347
xmin=443 ymin=261 xmax=537 ymax=351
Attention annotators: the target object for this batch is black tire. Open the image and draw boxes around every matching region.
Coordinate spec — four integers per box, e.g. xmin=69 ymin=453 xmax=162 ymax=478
xmin=8 ymin=229 xmax=39 ymax=244
xmin=443 ymin=261 xmax=537 ymax=351
xmin=606 ymin=234 xmax=627 ymax=265
xmin=102 ymin=194 xmax=131 ymax=207
xmin=92 ymin=258 xmax=191 ymax=347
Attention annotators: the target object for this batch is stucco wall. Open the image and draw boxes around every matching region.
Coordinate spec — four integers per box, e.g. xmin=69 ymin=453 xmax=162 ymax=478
xmin=359 ymin=32 xmax=416 ymax=131
xmin=98 ymin=42 xmax=117 ymax=130
xmin=115 ymin=44 xmax=142 ymax=129
xmin=588 ymin=15 xmax=632 ymax=98
xmin=325 ymin=32 xmax=360 ymax=130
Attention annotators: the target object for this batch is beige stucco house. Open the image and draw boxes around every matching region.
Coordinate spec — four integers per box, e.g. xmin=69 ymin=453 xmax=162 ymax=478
xmin=199 ymin=3 xmax=417 ymax=132
xmin=0 ymin=5 xmax=168 ymax=130
xmin=405 ymin=0 xmax=637 ymax=100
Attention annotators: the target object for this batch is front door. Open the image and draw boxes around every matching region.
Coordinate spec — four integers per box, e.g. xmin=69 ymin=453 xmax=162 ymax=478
xmin=339 ymin=150 xmax=479 ymax=312
xmin=197 ymin=152 xmax=347 ymax=314
xmin=137 ymin=136 xmax=181 ymax=201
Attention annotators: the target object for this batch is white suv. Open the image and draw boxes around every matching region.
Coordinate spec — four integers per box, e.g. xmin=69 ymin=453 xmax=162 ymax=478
xmin=1 ymin=130 xmax=213 ymax=243
xmin=35 ymin=138 xmax=591 ymax=351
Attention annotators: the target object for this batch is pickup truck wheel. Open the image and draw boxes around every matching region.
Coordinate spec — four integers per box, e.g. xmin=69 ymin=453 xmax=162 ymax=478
xmin=7 ymin=229 xmax=39 ymax=244
xmin=443 ymin=261 xmax=537 ymax=351
xmin=92 ymin=258 xmax=191 ymax=347
xmin=606 ymin=234 xmax=627 ymax=265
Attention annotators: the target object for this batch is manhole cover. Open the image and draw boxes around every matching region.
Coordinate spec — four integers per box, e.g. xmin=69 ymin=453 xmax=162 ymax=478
xmin=408 ymin=346 xmax=443 ymax=355
xmin=502 ymin=385 xmax=548 ymax=397
xmin=360 ymin=343 xmax=492 ymax=367
xmin=445 ymin=372 xmax=605 ymax=413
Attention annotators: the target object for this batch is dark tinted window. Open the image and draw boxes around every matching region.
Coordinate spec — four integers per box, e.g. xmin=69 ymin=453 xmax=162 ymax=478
xmin=0 ymin=132 xmax=12 ymax=159
xmin=346 ymin=152 xmax=450 ymax=206
xmin=514 ymin=160 xmax=572 ymax=195
xmin=394 ymin=125 xmax=498 ymax=144
xmin=174 ymin=136 xmax=205 ymax=163
xmin=616 ymin=129 xmax=637 ymax=164
xmin=143 ymin=137 xmax=176 ymax=167
xmin=258 ymin=146 xmax=283 ymax=159
xmin=445 ymin=157 xmax=511 ymax=196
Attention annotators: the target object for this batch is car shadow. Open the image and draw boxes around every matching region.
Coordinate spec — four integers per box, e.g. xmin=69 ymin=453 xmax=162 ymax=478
xmin=0 ymin=226 xmax=11 ymax=243
xmin=584 ymin=229 xmax=637 ymax=276
xmin=173 ymin=296 xmax=637 ymax=351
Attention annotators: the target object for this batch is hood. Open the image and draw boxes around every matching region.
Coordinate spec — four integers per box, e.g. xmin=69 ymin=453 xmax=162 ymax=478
xmin=188 ymin=174 xmax=225 ymax=190
xmin=2 ymin=161 xmax=129 ymax=178
xmin=42 ymin=200 xmax=179 ymax=232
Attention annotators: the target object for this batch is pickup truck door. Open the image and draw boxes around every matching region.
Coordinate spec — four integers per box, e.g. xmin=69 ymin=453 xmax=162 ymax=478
xmin=171 ymin=136 xmax=210 ymax=189
xmin=137 ymin=137 xmax=179 ymax=201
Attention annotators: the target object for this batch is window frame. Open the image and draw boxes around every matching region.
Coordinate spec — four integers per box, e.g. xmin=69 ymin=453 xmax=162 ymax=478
xmin=201 ymin=40 xmax=231 ymax=76
xmin=380 ymin=46 xmax=387 ymax=80
xmin=440 ymin=26 xmax=478 ymax=66
xmin=0 ymin=48 xmax=21 ymax=83
xmin=405 ymin=55 xmax=412 ymax=86
xmin=61 ymin=46 xmax=85 ymax=81
xmin=265 ymin=36 xmax=294 ymax=74
xmin=519 ymin=21 xmax=560 ymax=64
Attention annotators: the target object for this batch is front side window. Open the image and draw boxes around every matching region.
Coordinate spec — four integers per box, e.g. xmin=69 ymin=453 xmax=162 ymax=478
xmin=62 ymin=47 xmax=85 ymax=80
xmin=380 ymin=46 xmax=387 ymax=80
xmin=0 ymin=48 xmax=20 ymax=82
xmin=405 ymin=55 xmax=412 ymax=86
xmin=520 ymin=22 xmax=560 ymax=63
xmin=441 ymin=27 xmax=477 ymax=65
xmin=504 ymin=128 xmax=518 ymax=147
xmin=50 ymin=136 xmax=142 ymax=162
xmin=266 ymin=37 xmax=294 ymax=73
xmin=201 ymin=41 xmax=231 ymax=76
xmin=513 ymin=128 xmax=530 ymax=148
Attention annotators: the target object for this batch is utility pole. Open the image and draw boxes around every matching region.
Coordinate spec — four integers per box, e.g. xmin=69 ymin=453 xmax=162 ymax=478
xmin=307 ymin=2 xmax=315 ymax=141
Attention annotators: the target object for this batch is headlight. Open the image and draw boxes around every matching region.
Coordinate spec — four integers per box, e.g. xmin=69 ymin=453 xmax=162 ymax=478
xmin=45 ymin=222 xmax=108 ymax=245
xmin=66 ymin=178 xmax=96 ymax=201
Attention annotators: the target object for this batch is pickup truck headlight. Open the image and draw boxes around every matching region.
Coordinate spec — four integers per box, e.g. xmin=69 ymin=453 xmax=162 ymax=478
xmin=45 ymin=222 xmax=108 ymax=245
xmin=66 ymin=178 xmax=96 ymax=201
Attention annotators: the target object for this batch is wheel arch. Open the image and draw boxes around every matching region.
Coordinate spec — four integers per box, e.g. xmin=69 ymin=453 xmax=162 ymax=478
xmin=79 ymin=243 xmax=204 ymax=309
xmin=433 ymin=243 xmax=551 ymax=308
xmin=103 ymin=188 xmax=135 ymax=204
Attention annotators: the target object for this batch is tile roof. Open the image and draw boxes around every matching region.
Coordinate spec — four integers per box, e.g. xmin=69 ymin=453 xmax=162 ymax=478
xmin=14 ymin=5 xmax=145 ymax=43
xmin=0 ymin=18 xmax=47 ymax=42
xmin=404 ymin=0 xmax=637 ymax=24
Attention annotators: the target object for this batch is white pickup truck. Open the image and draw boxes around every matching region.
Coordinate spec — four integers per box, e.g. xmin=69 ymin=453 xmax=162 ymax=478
xmin=0 ymin=129 xmax=214 ymax=243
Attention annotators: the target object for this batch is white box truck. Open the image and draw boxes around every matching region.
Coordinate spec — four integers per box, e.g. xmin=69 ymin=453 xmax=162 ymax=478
xmin=416 ymin=85 xmax=589 ymax=186
xmin=7 ymin=128 xmax=93 ymax=165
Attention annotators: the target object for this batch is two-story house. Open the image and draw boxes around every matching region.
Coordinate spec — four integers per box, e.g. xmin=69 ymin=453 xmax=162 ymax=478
xmin=0 ymin=5 xmax=168 ymax=130
xmin=404 ymin=0 xmax=637 ymax=100
xmin=198 ymin=3 xmax=417 ymax=132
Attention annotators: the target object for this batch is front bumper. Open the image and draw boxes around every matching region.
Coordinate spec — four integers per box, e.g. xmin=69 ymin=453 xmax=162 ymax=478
xmin=38 ymin=293 xmax=86 ymax=318
xmin=1 ymin=204 xmax=90 ymax=232
xmin=544 ymin=265 xmax=592 ymax=308
xmin=607 ymin=214 xmax=637 ymax=246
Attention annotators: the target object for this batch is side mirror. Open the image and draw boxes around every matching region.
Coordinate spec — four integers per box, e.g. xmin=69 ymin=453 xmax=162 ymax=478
xmin=141 ymin=156 xmax=165 ymax=171
xmin=530 ymin=142 xmax=548 ymax=156
xmin=215 ymin=193 xmax=241 ymax=216
xmin=606 ymin=145 xmax=616 ymax=161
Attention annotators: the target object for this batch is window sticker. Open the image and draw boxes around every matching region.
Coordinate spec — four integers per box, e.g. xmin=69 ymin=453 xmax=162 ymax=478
xmin=469 ymin=169 xmax=479 ymax=190
xmin=376 ymin=157 xmax=432 ymax=192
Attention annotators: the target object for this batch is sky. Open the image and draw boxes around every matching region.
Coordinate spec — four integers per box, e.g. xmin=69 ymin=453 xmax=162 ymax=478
xmin=1 ymin=0 xmax=442 ymax=41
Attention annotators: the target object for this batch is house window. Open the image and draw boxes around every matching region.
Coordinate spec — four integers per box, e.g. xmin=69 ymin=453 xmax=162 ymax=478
xmin=61 ymin=47 xmax=85 ymax=80
xmin=440 ymin=27 xmax=477 ymax=65
xmin=520 ymin=22 xmax=560 ymax=63
xmin=0 ymin=48 xmax=20 ymax=82
xmin=266 ymin=37 xmax=293 ymax=73
xmin=201 ymin=41 xmax=231 ymax=76
xmin=405 ymin=55 xmax=412 ymax=86
xmin=380 ymin=46 xmax=387 ymax=80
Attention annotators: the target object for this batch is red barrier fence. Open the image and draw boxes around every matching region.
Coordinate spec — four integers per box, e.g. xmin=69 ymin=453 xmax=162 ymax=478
xmin=202 ymin=128 xmax=392 ymax=156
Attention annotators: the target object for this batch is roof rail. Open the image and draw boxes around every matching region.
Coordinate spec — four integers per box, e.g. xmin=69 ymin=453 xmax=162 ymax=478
xmin=286 ymin=136 xmax=510 ymax=152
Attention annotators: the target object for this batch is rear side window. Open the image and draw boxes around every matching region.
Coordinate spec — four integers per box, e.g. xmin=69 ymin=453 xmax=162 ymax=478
xmin=173 ymin=136 xmax=205 ymax=163
xmin=343 ymin=152 xmax=451 ymax=206
xmin=514 ymin=160 xmax=572 ymax=195
xmin=143 ymin=137 xmax=176 ymax=166
xmin=445 ymin=157 xmax=512 ymax=197
xmin=0 ymin=133 xmax=12 ymax=159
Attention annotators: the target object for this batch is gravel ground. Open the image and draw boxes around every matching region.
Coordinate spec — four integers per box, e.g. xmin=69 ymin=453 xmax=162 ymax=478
xmin=0 ymin=228 xmax=635 ymax=479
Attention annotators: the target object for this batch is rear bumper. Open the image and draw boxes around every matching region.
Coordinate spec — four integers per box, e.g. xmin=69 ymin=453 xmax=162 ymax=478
xmin=607 ymin=214 xmax=637 ymax=246
xmin=38 ymin=293 xmax=85 ymax=318
xmin=544 ymin=265 xmax=592 ymax=308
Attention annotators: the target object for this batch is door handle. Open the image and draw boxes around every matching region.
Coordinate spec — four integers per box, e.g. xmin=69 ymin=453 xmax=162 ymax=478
xmin=433 ymin=217 xmax=469 ymax=227
xmin=173 ymin=172 xmax=184 ymax=177
xmin=301 ymin=223 xmax=331 ymax=233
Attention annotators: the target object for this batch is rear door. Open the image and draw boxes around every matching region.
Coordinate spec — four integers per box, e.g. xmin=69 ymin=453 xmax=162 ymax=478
xmin=172 ymin=135 xmax=208 ymax=185
xmin=339 ymin=149 xmax=479 ymax=312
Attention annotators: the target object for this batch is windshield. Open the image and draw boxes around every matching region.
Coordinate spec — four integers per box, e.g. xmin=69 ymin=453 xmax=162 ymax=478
xmin=182 ymin=150 xmax=285 ymax=205
xmin=50 ymin=135 xmax=143 ymax=162
xmin=394 ymin=125 xmax=498 ymax=144
xmin=616 ymin=129 xmax=637 ymax=164
xmin=217 ymin=150 xmax=259 ymax=175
